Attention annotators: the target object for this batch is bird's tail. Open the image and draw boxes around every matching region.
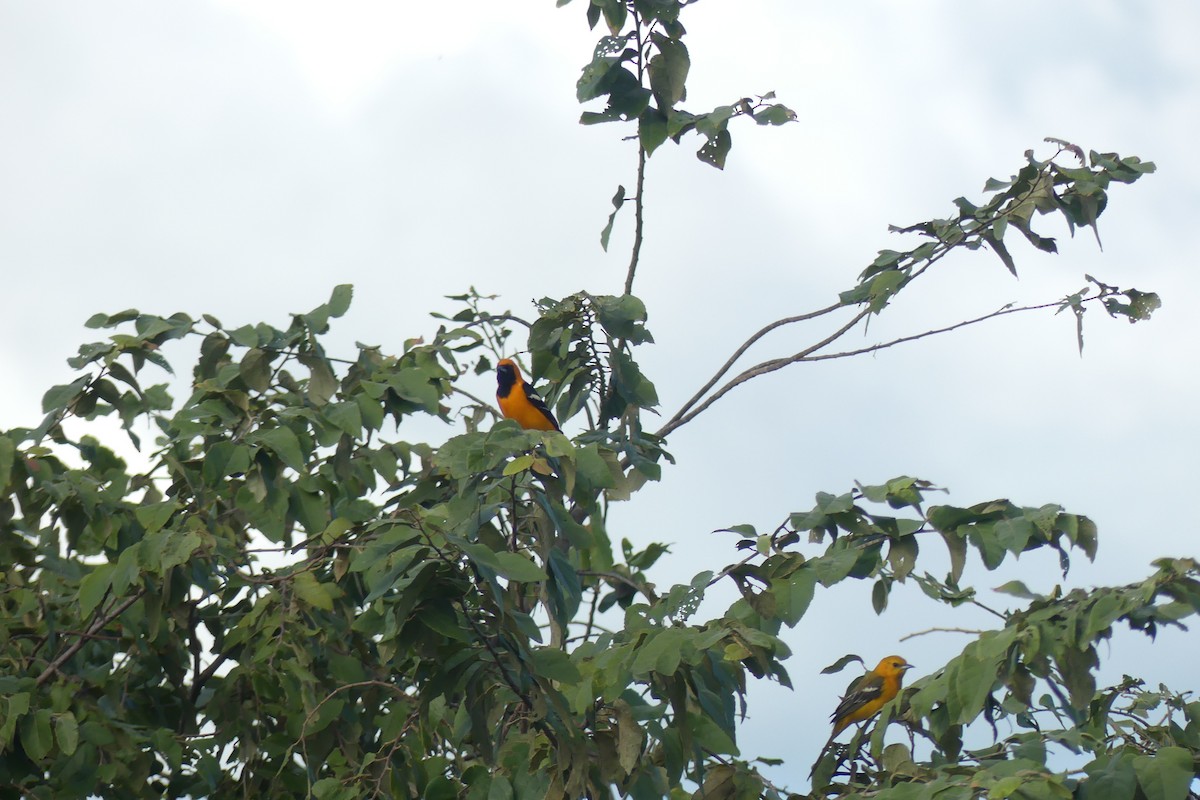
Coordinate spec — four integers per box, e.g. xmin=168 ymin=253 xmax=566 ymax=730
xmin=809 ymin=730 xmax=838 ymax=779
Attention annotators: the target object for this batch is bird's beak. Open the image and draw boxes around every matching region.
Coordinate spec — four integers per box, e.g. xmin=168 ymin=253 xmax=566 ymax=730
xmin=902 ymin=664 xmax=915 ymax=671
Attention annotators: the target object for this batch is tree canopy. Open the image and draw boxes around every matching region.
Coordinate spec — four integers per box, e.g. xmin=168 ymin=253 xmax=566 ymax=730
xmin=1 ymin=3 xmax=1195 ymax=800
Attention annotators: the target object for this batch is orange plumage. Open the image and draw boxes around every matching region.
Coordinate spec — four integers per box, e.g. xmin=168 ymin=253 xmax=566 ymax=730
xmin=830 ymin=655 xmax=912 ymax=736
xmin=496 ymin=358 xmax=560 ymax=432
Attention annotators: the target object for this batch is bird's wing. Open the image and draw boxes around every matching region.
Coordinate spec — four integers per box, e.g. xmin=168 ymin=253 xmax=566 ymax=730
xmin=522 ymin=383 xmax=560 ymax=430
xmin=831 ymin=672 xmax=885 ymax=721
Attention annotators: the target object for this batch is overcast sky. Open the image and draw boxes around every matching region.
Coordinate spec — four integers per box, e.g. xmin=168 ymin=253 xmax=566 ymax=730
xmin=2 ymin=0 xmax=1197 ymax=790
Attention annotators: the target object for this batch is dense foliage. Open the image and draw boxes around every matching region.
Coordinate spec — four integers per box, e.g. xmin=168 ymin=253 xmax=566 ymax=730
xmin=1 ymin=2 xmax=1194 ymax=799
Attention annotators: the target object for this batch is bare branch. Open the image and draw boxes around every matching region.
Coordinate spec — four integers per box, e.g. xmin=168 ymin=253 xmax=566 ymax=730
xmin=801 ymin=300 xmax=1060 ymax=363
xmin=657 ymin=306 xmax=871 ymax=438
xmin=625 ymin=145 xmax=647 ymax=297
xmin=661 ymin=300 xmax=843 ymax=431
xmin=657 ymin=291 xmax=1115 ymax=440
xmin=899 ymin=627 xmax=988 ymax=643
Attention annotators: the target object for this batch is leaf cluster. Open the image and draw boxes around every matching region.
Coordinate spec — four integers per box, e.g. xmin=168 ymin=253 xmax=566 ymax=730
xmin=569 ymin=0 xmax=795 ymax=171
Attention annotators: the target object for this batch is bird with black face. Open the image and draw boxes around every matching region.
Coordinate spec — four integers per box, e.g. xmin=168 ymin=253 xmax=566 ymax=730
xmin=495 ymin=358 xmax=560 ymax=432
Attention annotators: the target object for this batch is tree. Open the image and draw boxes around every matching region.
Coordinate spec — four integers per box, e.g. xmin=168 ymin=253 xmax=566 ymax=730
xmin=1 ymin=2 xmax=1194 ymax=799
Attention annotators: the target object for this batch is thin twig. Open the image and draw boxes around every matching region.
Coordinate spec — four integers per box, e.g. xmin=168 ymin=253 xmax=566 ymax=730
xmin=452 ymin=385 xmax=501 ymax=418
xmin=577 ymin=569 xmax=658 ymax=603
xmin=624 ymin=1 xmax=646 ymax=297
xmin=36 ymin=589 xmax=147 ymax=687
xmin=662 ymin=301 xmax=843 ymax=430
xmin=795 ymin=300 xmax=1062 ymax=363
xmin=657 ymin=306 xmax=871 ymax=438
xmin=583 ymin=585 xmax=601 ymax=641
xmin=899 ymin=626 xmax=988 ymax=643
xmin=970 ymin=599 xmax=1009 ymax=621
xmin=658 ymin=292 xmax=1109 ymax=440
xmin=624 ymin=146 xmax=646 ymax=296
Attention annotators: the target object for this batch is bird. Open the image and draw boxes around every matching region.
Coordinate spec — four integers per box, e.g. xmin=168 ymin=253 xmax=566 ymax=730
xmin=812 ymin=655 xmax=913 ymax=777
xmin=495 ymin=358 xmax=561 ymax=432
xmin=830 ymin=655 xmax=912 ymax=736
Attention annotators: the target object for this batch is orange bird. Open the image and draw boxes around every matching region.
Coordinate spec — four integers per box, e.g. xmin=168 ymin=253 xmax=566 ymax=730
xmin=829 ymin=655 xmax=913 ymax=736
xmin=496 ymin=358 xmax=560 ymax=432
xmin=812 ymin=655 xmax=913 ymax=777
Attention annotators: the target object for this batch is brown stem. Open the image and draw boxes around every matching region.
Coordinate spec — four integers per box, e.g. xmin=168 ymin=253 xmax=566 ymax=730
xmin=36 ymin=589 xmax=146 ymax=687
xmin=624 ymin=145 xmax=646 ymax=297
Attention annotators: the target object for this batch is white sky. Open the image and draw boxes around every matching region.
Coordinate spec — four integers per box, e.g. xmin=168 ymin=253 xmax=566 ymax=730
xmin=2 ymin=0 xmax=1197 ymax=790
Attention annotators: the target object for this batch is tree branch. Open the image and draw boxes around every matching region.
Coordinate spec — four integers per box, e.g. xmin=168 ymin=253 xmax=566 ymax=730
xmin=657 ymin=306 xmax=871 ymax=438
xmin=624 ymin=145 xmax=646 ymax=297
xmin=36 ymin=589 xmax=146 ymax=687
xmin=899 ymin=626 xmax=988 ymax=643
xmin=660 ymin=300 xmax=843 ymax=432
xmin=795 ymin=300 xmax=1063 ymax=363
xmin=657 ymin=292 xmax=1111 ymax=440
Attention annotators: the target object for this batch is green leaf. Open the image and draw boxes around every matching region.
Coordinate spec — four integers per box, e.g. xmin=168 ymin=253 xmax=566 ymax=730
xmin=1132 ymin=747 xmax=1192 ymax=800
xmin=888 ymin=536 xmax=918 ymax=581
xmin=302 ymin=354 xmax=339 ymax=405
xmin=575 ymin=444 xmax=617 ymax=490
xmin=812 ymin=543 xmax=860 ymax=587
xmin=239 ymin=348 xmax=274 ymax=392
xmin=292 ymin=571 xmax=334 ymax=611
xmin=486 ymin=776 xmax=513 ymax=800
xmin=948 ymin=635 xmax=1010 ymax=724
xmin=577 ymin=55 xmax=619 ymax=103
xmin=0 ymin=435 xmax=15 ymax=492
xmin=989 ymin=776 xmax=1025 ymax=798
xmin=994 ymin=580 xmax=1038 ymax=599
xmin=156 ymin=530 xmax=202 ymax=572
xmin=697 ymin=128 xmax=732 ymax=170
xmin=54 ymin=712 xmax=79 ymax=757
xmin=531 ymin=647 xmax=581 ymax=683
xmin=872 ymin=578 xmax=890 ymax=614
xmin=112 ymin=543 xmax=142 ymax=594
xmin=389 ymin=368 xmax=442 ymax=413
xmin=42 ymin=376 xmax=91 ymax=414
xmin=820 ymin=654 xmax=864 ymax=674
xmin=202 ymin=441 xmax=250 ymax=486
xmin=984 ymin=229 xmax=1018 ymax=277
xmin=753 ymin=103 xmax=796 ymax=125
xmin=78 ymin=564 xmax=114 ymax=617
xmin=1080 ymin=754 xmax=1137 ymax=800
xmin=492 ymin=551 xmax=548 ymax=583
xmin=19 ymin=709 xmax=54 ymax=761
xmin=610 ymin=351 xmax=658 ymax=408
xmin=135 ymin=500 xmax=177 ymax=534
xmin=639 ymin=107 xmax=669 ymax=155
xmin=616 ymin=701 xmax=644 ymax=775
xmin=325 ymin=401 xmax=363 ymax=438
xmin=771 ymin=569 xmax=815 ymax=626
xmin=255 ymin=426 xmax=307 ymax=472
xmin=599 ymin=184 xmax=625 ymax=252
xmin=458 ymin=541 xmax=547 ymax=582
xmin=592 ymin=294 xmax=652 ymax=342
xmin=600 ymin=0 xmax=626 ymax=35
xmin=502 ymin=453 xmax=536 ymax=476
xmin=328 ymin=284 xmax=354 ymax=317
xmin=647 ymin=33 xmax=689 ymax=110
xmin=0 ymin=693 xmax=30 ymax=748
xmin=941 ymin=530 xmax=967 ymax=584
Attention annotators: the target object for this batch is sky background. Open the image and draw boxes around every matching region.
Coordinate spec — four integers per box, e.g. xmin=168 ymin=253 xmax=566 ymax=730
xmin=2 ymin=0 xmax=1197 ymax=791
